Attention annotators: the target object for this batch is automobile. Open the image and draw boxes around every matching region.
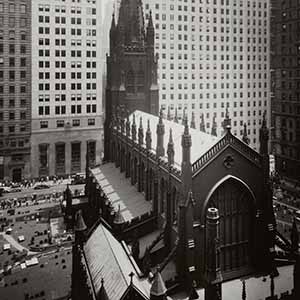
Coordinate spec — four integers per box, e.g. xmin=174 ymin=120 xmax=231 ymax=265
xmin=71 ymin=173 xmax=86 ymax=185
xmin=34 ymin=184 xmax=50 ymax=190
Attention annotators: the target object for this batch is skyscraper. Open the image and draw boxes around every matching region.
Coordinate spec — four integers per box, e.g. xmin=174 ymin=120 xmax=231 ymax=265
xmin=271 ymin=0 xmax=300 ymax=181
xmin=142 ymin=0 xmax=271 ymax=151
xmin=30 ymin=0 xmax=103 ymax=178
xmin=0 ymin=0 xmax=32 ymax=181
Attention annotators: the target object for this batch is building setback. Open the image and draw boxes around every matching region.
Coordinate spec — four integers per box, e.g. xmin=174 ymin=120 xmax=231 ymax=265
xmin=0 ymin=0 xmax=32 ymax=181
xmin=141 ymin=0 xmax=271 ymax=151
xmin=30 ymin=0 xmax=103 ymax=178
xmin=271 ymin=0 xmax=300 ymax=181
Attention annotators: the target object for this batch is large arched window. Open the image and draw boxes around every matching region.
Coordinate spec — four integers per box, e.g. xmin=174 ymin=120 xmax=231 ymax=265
xmin=205 ymin=177 xmax=255 ymax=276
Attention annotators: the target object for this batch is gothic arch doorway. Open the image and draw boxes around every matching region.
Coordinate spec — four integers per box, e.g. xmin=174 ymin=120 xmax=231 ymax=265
xmin=204 ymin=176 xmax=255 ymax=277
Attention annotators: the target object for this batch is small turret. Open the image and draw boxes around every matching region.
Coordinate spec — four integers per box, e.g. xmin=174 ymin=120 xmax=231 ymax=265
xmin=126 ymin=111 xmax=131 ymax=137
xmin=174 ymin=108 xmax=178 ymax=123
xmin=167 ymin=106 xmax=171 ymax=121
xmin=109 ymin=13 xmax=116 ymax=53
xmin=211 ymin=116 xmax=217 ymax=137
xmin=156 ymin=108 xmax=165 ymax=157
xmin=204 ymin=207 xmax=222 ymax=300
xmin=190 ymin=112 xmax=196 ymax=129
xmin=97 ymin=278 xmax=109 ymax=300
xmin=146 ymin=10 xmax=154 ymax=47
xmin=138 ymin=116 xmax=144 ymax=146
xmin=74 ymin=210 xmax=87 ymax=247
xmin=150 ymin=269 xmax=167 ymax=300
xmin=242 ymin=123 xmax=250 ymax=145
xmin=167 ymin=129 xmax=175 ymax=165
xmin=259 ymin=111 xmax=269 ymax=155
xmin=132 ymin=113 xmax=137 ymax=142
xmin=200 ymin=113 xmax=206 ymax=133
xmin=146 ymin=119 xmax=152 ymax=150
xmin=222 ymin=104 xmax=231 ymax=133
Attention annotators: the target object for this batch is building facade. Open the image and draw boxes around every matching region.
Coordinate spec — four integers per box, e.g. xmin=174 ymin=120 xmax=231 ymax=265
xmin=271 ymin=0 xmax=300 ymax=181
xmin=0 ymin=0 xmax=32 ymax=181
xmin=30 ymin=0 xmax=103 ymax=178
xmin=140 ymin=0 xmax=271 ymax=151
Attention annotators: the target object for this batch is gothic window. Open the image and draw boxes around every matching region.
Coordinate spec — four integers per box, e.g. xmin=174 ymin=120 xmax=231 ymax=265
xmin=126 ymin=70 xmax=134 ymax=93
xmin=71 ymin=142 xmax=81 ymax=172
xmin=205 ymin=178 xmax=255 ymax=276
xmin=55 ymin=143 xmax=65 ymax=174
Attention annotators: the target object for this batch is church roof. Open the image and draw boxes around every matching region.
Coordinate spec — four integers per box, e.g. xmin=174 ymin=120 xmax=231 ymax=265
xmin=84 ymin=222 xmax=151 ymax=300
xmin=129 ymin=110 xmax=219 ymax=169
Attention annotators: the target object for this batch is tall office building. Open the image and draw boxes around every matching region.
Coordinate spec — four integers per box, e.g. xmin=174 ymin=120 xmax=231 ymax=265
xmin=30 ymin=0 xmax=103 ymax=178
xmin=0 ymin=0 xmax=32 ymax=181
xmin=141 ymin=0 xmax=270 ymax=151
xmin=271 ymin=0 xmax=300 ymax=181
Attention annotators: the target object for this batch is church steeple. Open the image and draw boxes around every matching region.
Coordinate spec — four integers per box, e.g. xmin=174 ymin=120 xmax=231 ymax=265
xmin=131 ymin=113 xmax=137 ymax=142
xmin=150 ymin=269 xmax=167 ymax=300
xmin=174 ymin=108 xmax=178 ymax=123
xmin=110 ymin=13 xmax=116 ymax=53
xmin=117 ymin=0 xmax=145 ymax=47
xmin=211 ymin=116 xmax=217 ymax=136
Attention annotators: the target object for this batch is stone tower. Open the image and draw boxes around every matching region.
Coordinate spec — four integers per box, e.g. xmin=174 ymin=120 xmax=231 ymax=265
xmin=104 ymin=0 xmax=159 ymax=161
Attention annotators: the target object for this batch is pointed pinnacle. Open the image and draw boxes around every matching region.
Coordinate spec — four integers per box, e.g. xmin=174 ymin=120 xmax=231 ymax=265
xmin=169 ymin=128 xmax=173 ymax=144
xmin=139 ymin=116 xmax=143 ymax=129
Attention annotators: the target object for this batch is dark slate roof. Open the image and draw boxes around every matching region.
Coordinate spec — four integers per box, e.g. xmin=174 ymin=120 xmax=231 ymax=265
xmin=84 ymin=223 xmax=151 ymax=300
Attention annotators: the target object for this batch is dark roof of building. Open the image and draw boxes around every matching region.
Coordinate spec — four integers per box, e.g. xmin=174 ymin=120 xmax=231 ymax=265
xmin=83 ymin=222 xmax=151 ymax=300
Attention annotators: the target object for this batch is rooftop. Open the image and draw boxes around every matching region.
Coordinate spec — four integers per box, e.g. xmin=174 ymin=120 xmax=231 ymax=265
xmin=83 ymin=222 xmax=150 ymax=300
xmin=129 ymin=110 xmax=219 ymax=169
xmin=91 ymin=163 xmax=152 ymax=222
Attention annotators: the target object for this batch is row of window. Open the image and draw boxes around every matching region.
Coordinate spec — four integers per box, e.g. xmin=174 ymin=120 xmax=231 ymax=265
xmin=38 ymin=15 xmax=96 ymax=25
xmin=1 ymin=44 xmax=27 ymax=54
xmin=0 ymin=111 xmax=27 ymax=121
xmin=38 ymin=104 xmax=97 ymax=115
xmin=0 ymin=70 xmax=27 ymax=81
xmin=39 ymin=118 xmax=95 ymax=129
xmin=38 ymin=61 xmax=96 ymax=68
xmin=38 ymin=82 xmax=97 ymax=91
xmin=38 ymin=38 xmax=96 ymax=47
xmin=0 ymin=3 xmax=27 ymax=13
xmin=0 ymin=124 xmax=27 ymax=134
xmin=38 ymin=5 xmax=96 ymax=15
xmin=0 ymin=85 xmax=27 ymax=94
xmin=38 ymin=94 xmax=96 ymax=102
xmin=0 ymin=98 xmax=27 ymax=108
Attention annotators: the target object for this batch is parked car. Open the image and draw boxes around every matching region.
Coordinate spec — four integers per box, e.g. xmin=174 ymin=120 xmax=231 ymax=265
xmin=71 ymin=173 xmax=86 ymax=185
xmin=34 ymin=184 xmax=50 ymax=190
